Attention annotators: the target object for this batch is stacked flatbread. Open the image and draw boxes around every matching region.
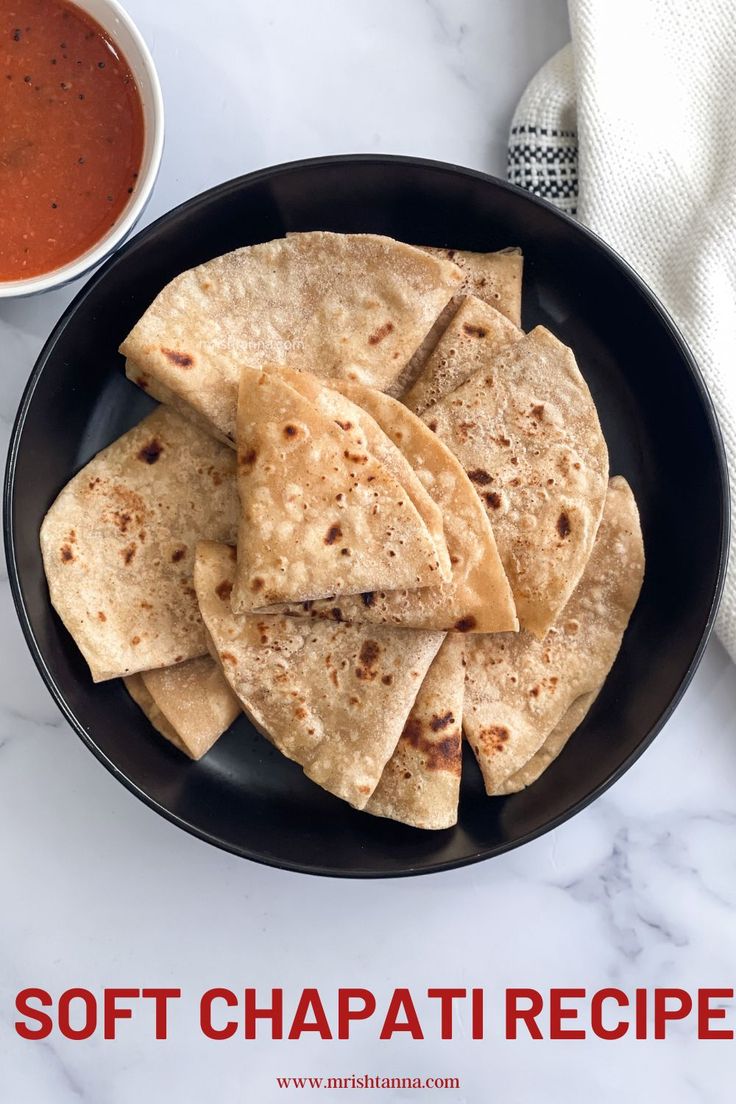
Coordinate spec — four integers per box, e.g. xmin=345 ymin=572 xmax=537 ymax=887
xmin=40 ymin=231 xmax=644 ymax=827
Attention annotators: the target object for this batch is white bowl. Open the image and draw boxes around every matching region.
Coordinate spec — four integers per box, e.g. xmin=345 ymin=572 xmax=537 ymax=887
xmin=0 ymin=0 xmax=164 ymax=298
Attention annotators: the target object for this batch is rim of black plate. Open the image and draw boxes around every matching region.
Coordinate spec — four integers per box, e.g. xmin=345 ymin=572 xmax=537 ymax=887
xmin=3 ymin=154 xmax=731 ymax=878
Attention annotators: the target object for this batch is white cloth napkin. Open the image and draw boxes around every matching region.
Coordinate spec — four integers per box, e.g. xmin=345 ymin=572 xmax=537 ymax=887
xmin=508 ymin=0 xmax=736 ymax=663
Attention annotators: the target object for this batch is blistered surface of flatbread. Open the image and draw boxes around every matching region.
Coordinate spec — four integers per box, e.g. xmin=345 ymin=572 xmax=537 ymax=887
xmin=120 ymin=232 xmax=462 ymax=442
xmin=422 ymin=326 xmax=609 ymax=636
xmin=403 ymin=296 xmax=522 ymax=415
xmin=271 ymin=368 xmax=450 ymax=581
xmin=233 ymin=369 xmax=443 ymax=610
xmin=142 ymin=656 xmax=241 ymax=759
xmin=264 ymin=381 xmax=517 ymax=633
xmin=496 ymin=690 xmax=599 ymax=795
xmin=40 ymin=407 xmax=238 ymax=682
xmin=195 ymin=542 xmax=444 ymax=808
xmin=366 ymin=634 xmax=465 ymax=829
xmin=393 ymin=246 xmax=524 ymax=398
xmin=463 ymin=478 xmax=644 ymax=795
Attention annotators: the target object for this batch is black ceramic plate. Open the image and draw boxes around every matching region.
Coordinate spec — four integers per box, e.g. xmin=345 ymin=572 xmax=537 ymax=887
xmin=4 ymin=155 xmax=729 ymax=877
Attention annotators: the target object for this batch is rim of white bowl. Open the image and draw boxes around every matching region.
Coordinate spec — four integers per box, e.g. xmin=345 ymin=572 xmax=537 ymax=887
xmin=0 ymin=0 xmax=164 ymax=299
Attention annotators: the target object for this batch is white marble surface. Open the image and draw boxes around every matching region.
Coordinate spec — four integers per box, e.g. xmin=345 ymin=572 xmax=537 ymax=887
xmin=1 ymin=2 xmax=735 ymax=1101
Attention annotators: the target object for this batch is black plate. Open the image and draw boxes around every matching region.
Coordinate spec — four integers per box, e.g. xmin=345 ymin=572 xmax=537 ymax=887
xmin=4 ymin=155 xmax=729 ymax=877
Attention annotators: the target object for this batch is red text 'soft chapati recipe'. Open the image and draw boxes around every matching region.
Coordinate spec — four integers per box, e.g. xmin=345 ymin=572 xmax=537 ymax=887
xmin=1 ymin=0 xmax=144 ymax=280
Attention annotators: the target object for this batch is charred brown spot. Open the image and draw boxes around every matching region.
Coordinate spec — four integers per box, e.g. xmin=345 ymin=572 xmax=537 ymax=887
xmin=430 ymin=711 xmax=454 ymax=732
xmin=283 ymin=424 xmax=299 ymax=438
xmin=131 ymin=635 xmax=140 ymax=645
xmin=140 ymin=601 xmax=153 ymax=610
xmin=468 ymin=468 xmax=493 ymax=485
xmin=137 ymin=438 xmax=162 ymax=464
xmin=403 ymin=715 xmax=461 ymax=773
xmin=462 ymin=323 xmax=488 ymax=338
xmin=121 ymin=543 xmax=137 ymax=565
xmin=368 ymin=321 xmax=394 ymax=345
xmin=325 ymin=524 xmax=342 ymax=545
xmin=97 ymin=611 xmax=106 ymax=622
xmin=112 ymin=511 xmax=132 ymax=533
xmin=60 ymin=544 xmax=74 ymax=563
xmin=485 ymin=491 xmax=502 ymax=509
xmin=160 ymin=347 xmax=193 ymax=368
xmin=240 ymin=447 xmax=257 ymax=468
xmin=343 ymin=449 xmax=368 ymax=464
xmin=171 ymin=547 xmax=186 ymax=563
xmin=531 ymin=404 xmax=545 ymax=421
xmin=454 ymin=615 xmax=477 ymax=632
xmin=135 ymin=376 xmax=149 ymax=390
xmin=479 ymin=724 xmax=510 ymax=752
xmin=356 ymin=639 xmax=381 ymax=680
xmin=331 ymin=607 xmax=343 ymax=622
xmin=496 ymin=435 xmax=511 ymax=447
xmin=335 ymin=420 xmax=353 ymax=431
xmin=250 ymin=577 xmax=264 ymax=593
xmin=557 ymin=512 xmax=571 ymax=538
xmin=361 ymin=591 xmax=376 ymax=607
xmin=340 ymin=547 xmax=350 ymax=556
xmin=215 ymin=580 xmax=233 ymax=601
xmin=211 ymin=470 xmax=222 ymax=486
xmin=295 ymin=706 xmax=307 ymax=720
xmin=221 ymin=651 xmax=237 ymax=666
xmin=529 ymin=685 xmax=540 ymax=697
xmin=382 ymin=674 xmax=393 ymax=685
xmin=358 ymin=784 xmax=371 ymax=794
xmin=427 ymin=419 xmax=438 ymax=432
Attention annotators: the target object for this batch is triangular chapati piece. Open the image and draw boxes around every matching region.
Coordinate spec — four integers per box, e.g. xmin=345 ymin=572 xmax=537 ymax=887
xmin=421 ymin=326 xmax=609 ymax=636
xmin=269 ymin=367 xmax=451 ymax=580
xmin=366 ymin=634 xmax=465 ymax=829
xmin=40 ymin=407 xmax=238 ymax=681
xmin=463 ymin=478 xmax=644 ymax=796
xmin=263 ymin=381 xmax=518 ymax=633
xmin=233 ymin=368 xmax=444 ymax=611
xmin=120 ymin=232 xmax=463 ymax=443
xmin=124 ymin=655 xmax=241 ymax=760
xmin=393 ymin=247 xmax=523 ymax=396
xmin=195 ymin=542 xmax=445 ymax=808
xmin=403 ymin=296 xmax=522 ymax=415
xmin=495 ymin=689 xmax=599 ymax=795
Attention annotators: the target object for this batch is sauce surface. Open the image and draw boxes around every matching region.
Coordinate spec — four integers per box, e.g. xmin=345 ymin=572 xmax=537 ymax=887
xmin=1 ymin=0 xmax=144 ymax=280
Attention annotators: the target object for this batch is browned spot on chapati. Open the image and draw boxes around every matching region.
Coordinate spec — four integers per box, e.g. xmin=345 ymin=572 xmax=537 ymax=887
xmin=295 ymin=706 xmax=307 ymax=720
xmin=361 ymin=591 xmax=375 ymax=607
xmin=355 ymin=639 xmax=381 ymax=680
xmin=403 ymin=715 xmax=461 ymax=774
xmin=240 ymin=447 xmax=257 ymax=469
xmin=131 ymin=635 xmax=140 ymax=645
xmin=340 ymin=548 xmax=350 ymax=556
xmin=283 ymin=424 xmax=299 ymax=438
xmin=454 ymin=615 xmax=477 ymax=632
xmin=462 ymin=322 xmax=488 ymax=338
xmin=382 ymin=674 xmax=393 ymax=685
xmin=427 ymin=419 xmax=438 ymax=432
xmin=343 ymin=449 xmax=368 ymax=464
xmin=171 ymin=547 xmax=186 ymax=563
xmin=97 ymin=611 xmax=106 ymax=621
xmin=325 ymin=524 xmax=342 ymax=545
xmin=358 ymin=784 xmax=371 ymax=794
xmin=112 ymin=511 xmax=132 ymax=533
xmin=137 ymin=438 xmax=162 ymax=464
xmin=60 ymin=544 xmax=74 ymax=563
xmin=250 ymin=577 xmax=264 ymax=593
xmin=531 ymin=404 xmax=545 ymax=421
xmin=221 ymin=652 xmax=237 ymax=666
xmin=160 ymin=347 xmax=194 ymax=368
xmin=121 ymin=543 xmax=137 ymax=565
xmin=479 ymin=724 xmax=510 ymax=752
xmin=557 ymin=512 xmax=571 ymax=538
xmin=485 ymin=491 xmax=502 ymax=509
xmin=468 ymin=469 xmax=492 ymax=485
xmin=331 ymin=607 xmax=343 ymax=622
xmin=430 ymin=711 xmax=454 ymax=732
xmin=335 ymin=420 xmax=353 ymax=431
xmin=368 ymin=321 xmax=394 ymax=345
xmin=215 ymin=580 xmax=233 ymax=601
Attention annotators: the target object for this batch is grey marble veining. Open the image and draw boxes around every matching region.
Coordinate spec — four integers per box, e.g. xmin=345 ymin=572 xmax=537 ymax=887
xmin=1 ymin=2 xmax=734 ymax=1101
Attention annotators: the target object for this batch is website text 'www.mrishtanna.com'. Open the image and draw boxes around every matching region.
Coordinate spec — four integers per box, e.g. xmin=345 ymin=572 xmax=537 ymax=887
xmin=276 ymin=1074 xmax=461 ymax=1091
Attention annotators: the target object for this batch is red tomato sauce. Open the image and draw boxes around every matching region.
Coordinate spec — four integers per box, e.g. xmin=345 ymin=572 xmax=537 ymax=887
xmin=1 ymin=0 xmax=144 ymax=280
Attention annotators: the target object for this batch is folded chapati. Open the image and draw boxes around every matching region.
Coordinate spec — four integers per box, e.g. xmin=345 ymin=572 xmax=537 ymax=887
xmin=463 ymin=477 xmax=644 ymax=796
xmin=394 ymin=247 xmax=523 ymax=397
xmin=40 ymin=406 xmax=238 ymax=681
xmin=125 ymin=655 xmax=241 ymax=759
xmin=265 ymin=380 xmax=518 ymax=633
xmin=268 ymin=366 xmax=451 ymax=580
xmin=195 ymin=541 xmax=444 ymax=808
xmin=403 ymin=295 xmax=522 ymax=416
xmin=496 ymin=689 xmax=599 ymax=795
xmin=233 ymin=367 xmax=444 ymax=611
xmin=366 ymin=634 xmax=464 ymax=829
xmin=120 ymin=232 xmax=463 ymax=443
xmin=421 ymin=326 xmax=609 ymax=636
